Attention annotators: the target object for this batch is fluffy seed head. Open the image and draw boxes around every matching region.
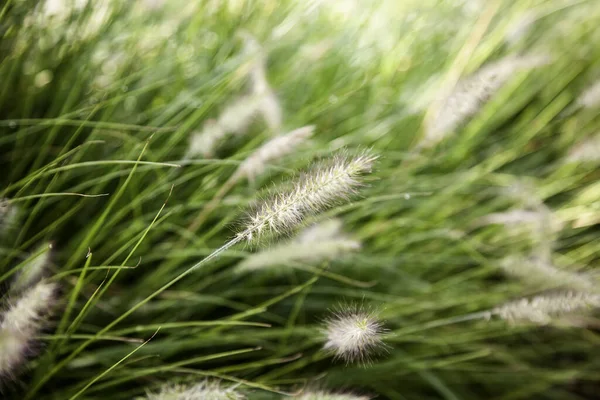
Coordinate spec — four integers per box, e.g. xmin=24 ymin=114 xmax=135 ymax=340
xmin=0 ymin=281 xmax=57 ymax=380
xmin=235 ymin=125 xmax=314 ymax=181
xmin=296 ymin=392 xmax=370 ymax=400
xmin=142 ymin=380 xmax=244 ymax=400
xmin=322 ymin=305 xmax=386 ymax=364
xmin=500 ymin=256 xmax=594 ymax=292
xmin=187 ymin=119 xmax=225 ymax=158
xmin=217 ymin=94 xmax=263 ymax=135
xmin=235 ymin=219 xmax=360 ymax=273
xmin=187 ymin=94 xmax=263 ymax=158
xmin=239 ymin=152 xmax=376 ymax=241
xmin=489 ymin=291 xmax=600 ymax=325
xmin=423 ymin=54 xmax=551 ymax=146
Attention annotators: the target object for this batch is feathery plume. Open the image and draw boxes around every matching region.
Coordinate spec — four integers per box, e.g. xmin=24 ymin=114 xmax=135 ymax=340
xmin=238 ymin=152 xmax=376 ymax=241
xmin=187 ymin=94 xmax=263 ymax=158
xmin=476 ymin=207 xmax=562 ymax=239
xmin=499 ymin=255 xmax=593 ymax=292
xmin=217 ymin=94 xmax=264 ymax=135
xmin=141 ymin=380 xmax=244 ymax=400
xmin=0 ymin=281 xmax=57 ymax=380
xmin=296 ymin=392 xmax=370 ymax=400
xmin=577 ymin=79 xmax=600 ymax=109
xmin=423 ymin=54 xmax=551 ymax=146
xmin=187 ymin=119 xmax=225 ymax=158
xmin=234 ymin=125 xmax=314 ymax=181
xmin=565 ymin=134 xmax=600 ymax=164
xmin=489 ymin=291 xmax=600 ymax=325
xmin=235 ymin=219 xmax=360 ymax=273
xmin=322 ymin=305 xmax=386 ymax=364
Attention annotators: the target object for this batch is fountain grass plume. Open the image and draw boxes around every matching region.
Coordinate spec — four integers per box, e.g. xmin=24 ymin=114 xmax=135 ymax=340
xmin=141 ymin=380 xmax=244 ymax=400
xmin=0 ymin=281 xmax=57 ymax=382
xmin=488 ymin=291 xmax=600 ymax=325
xmin=238 ymin=151 xmax=377 ymax=242
xmin=296 ymin=392 xmax=370 ymax=400
xmin=234 ymin=125 xmax=314 ymax=182
xmin=322 ymin=304 xmax=387 ymax=364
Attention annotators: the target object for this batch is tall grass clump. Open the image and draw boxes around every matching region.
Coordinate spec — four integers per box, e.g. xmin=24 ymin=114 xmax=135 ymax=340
xmin=1 ymin=0 xmax=600 ymax=399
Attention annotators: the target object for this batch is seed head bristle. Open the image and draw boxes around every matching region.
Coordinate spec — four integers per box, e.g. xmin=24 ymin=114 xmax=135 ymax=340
xmin=238 ymin=152 xmax=377 ymax=241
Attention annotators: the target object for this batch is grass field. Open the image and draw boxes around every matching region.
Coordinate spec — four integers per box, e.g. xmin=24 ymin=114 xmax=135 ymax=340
xmin=1 ymin=1 xmax=600 ymax=399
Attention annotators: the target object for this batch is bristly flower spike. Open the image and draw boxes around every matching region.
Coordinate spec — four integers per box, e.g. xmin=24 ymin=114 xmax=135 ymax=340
xmin=141 ymin=379 xmax=244 ymax=400
xmin=0 ymin=281 xmax=57 ymax=381
xmin=234 ymin=125 xmax=314 ymax=182
xmin=488 ymin=291 xmax=600 ymax=325
xmin=239 ymin=151 xmax=377 ymax=241
xmin=423 ymin=54 xmax=551 ymax=147
xmin=296 ymin=392 xmax=370 ymax=400
xmin=322 ymin=304 xmax=387 ymax=364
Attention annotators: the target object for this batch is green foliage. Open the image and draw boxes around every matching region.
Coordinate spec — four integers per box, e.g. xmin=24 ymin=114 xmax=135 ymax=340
xmin=1 ymin=0 xmax=600 ymax=399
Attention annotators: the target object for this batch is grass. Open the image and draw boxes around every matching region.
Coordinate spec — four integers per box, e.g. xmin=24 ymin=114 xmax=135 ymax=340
xmin=1 ymin=0 xmax=600 ymax=399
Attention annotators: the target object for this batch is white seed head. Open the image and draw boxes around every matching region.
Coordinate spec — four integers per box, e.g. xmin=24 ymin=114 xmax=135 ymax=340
xmin=239 ymin=152 xmax=376 ymax=241
xmin=490 ymin=291 xmax=600 ymax=325
xmin=477 ymin=207 xmax=562 ymax=237
xmin=142 ymin=380 xmax=244 ymax=400
xmin=236 ymin=125 xmax=314 ymax=181
xmin=296 ymin=392 xmax=370 ymax=400
xmin=217 ymin=94 xmax=263 ymax=135
xmin=187 ymin=119 xmax=225 ymax=158
xmin=187 ymin=94 xmax=264 ymax=159
xmin=577 ymin=79 xmax=600 ymax=109
xmin=565 ymin=134 xmax=600 ymax=164
xmin=0 ymin=281 xmax=57 ymax=379
xmin=235 ymin=219 xmax=360 ymax=273
xmin=295 ymin=218 xmax=344 ymax=244
xmin=322 ymin=306 xmax=386 ymax=364
xmin=423 ymin=54 xmax=551 ymax=146
xmin=500 ymin=256 xmax=594 ymax=292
